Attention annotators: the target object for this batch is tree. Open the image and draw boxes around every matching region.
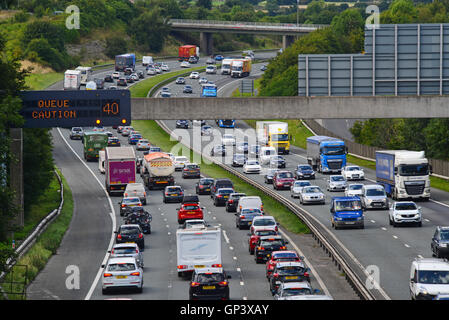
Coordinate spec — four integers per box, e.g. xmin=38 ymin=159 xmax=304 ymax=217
xmin=381 ymin=0 xmax=418 ymax=23
xmin=197 ymin=0 xmax=212 ymax=10
xmin=105 ymin=36 xmax=128 ymax=59
xmin=129 ymin=9 xmax=171 ymax=53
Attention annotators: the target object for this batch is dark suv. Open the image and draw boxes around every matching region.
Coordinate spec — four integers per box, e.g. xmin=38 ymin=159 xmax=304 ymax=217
xmin=225 ymin=193 xmax=246 ymax=212
xmin=195 ymin=178 xmax=214 ymax=195
xmin=211 ymin=178 xmax=234 ymax=196
xmin=431 ymin=226 xmax=449 ymax=258
xmin=213 ymin=188 xmax=235 ymax=206
xmin=163 ymin=186 xmax=184 ymax=203
xmin=254 ymin=235 xmax=288 ymax=263
xmin=115 ymin=224 xmax=145 ymax=250
xmin=182 ymin=163 xmax=201 ymax=179
xmin=189 ymin=267 xmax=230 ymax=300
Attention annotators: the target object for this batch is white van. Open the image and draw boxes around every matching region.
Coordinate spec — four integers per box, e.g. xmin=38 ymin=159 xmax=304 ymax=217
xmin=237 ymin=196 xmax=263 ymax=214
xmin=259 ymin=146 xmax=277 ymax=165
xmin=99 ymin=150 xmax=105 ymax=174
xmin=142 ymin=56 xmax=153 ymax=66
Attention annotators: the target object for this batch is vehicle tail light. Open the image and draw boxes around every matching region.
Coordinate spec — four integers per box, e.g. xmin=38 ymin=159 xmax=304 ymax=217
xmin=111 ymin=249 xmax=114 ymax=255
xmin=165 ymin=193 xmax=169 ymax=196
xmin=103 ymin=273 xmax=113 ymax=277
xmin=117 ymin=234 xmax=122 ymax=240
xmin=240 ymin=216 xmax=245 ymax=219
xmin=130 ymin=272 xmax=140 ymax=276
xmin=136 ymin=249 xmax=139 ymax=253
xmin=143 ymin=192 xmax=146 ymax=197
xmin=121 ymin=204 xmax=125 ymax=208
xmin=261 ymin=205 xmax=264 ymax=211
xmin=229 ymin=200 xmax=234 ymax=203
xmin=124 ymin=193 xmax=128 ymax=197
xmin=217 ymin=195 xmax=222 ymax=198
xmin=180 ymin=192 xmax=184 ymax=195
xmin=218 ymin=281 xmax=228 ymax=287
xmin=177 ymin=265 xmax=187 ymax=270
xmin=304 ymin=272 xmax=309 ymax=277
xmin=280 ymin=246 xmax=286 ymax=250
xmin=212 ymin=264 xmax=222 ymax=268
xmin=273 ymin=273 xmax=279 ymax=278
xmin=190 ymin=282 xmax=200 ymax=287
xmin=138 ymin=233 xmax=143 ymax=239
xmin=258 ymin=247 xmax=264 ymax=250
xmin=138 ymin=203 xmax=142 ymax=206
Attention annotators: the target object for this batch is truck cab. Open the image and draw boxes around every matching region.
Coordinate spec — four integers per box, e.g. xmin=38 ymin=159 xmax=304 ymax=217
xmin=306 ymin=136 xmax=347 ymax=173
xmin=256 ymin=121 xmax=290 ymax=154
xmin=330 ymin=196 xmax=364 ymax=229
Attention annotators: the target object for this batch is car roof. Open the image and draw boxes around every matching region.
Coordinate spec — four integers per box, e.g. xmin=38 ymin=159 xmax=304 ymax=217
xmin=253 ymin=215 xmax=275 ymax=220
xmin=194 ymin=267 xmax=223 ymax=274
xmin=414 ymin=258 xmax=449 ymax=270
xmin=332 ymin=196 xmax=361 ymax=201
xmin=272 ymin=250 xmax=298 ymax=257
xmin=276 ymin=261 xmax=305 ymax=268
xmin=113 ymin=243 xmax=138 ymax=248
xmin=281 ymin=282 xmax=312 ymax=289
xmin=108 ymin=257 xmax=137 ymax=264
xmin=259 ymin=235 xmax=283 ymax=240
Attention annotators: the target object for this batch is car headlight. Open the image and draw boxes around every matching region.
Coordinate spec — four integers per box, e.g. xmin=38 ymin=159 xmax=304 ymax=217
xmin=335 ymin=217 xmax=343 ymax=221
xmin=440 ymin=243 xmax=448 ymax=248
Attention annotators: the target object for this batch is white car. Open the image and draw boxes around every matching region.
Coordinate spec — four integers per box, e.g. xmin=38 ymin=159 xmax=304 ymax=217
xmin=326 ymin=175 xmax=347 ymax=192
xmin=243 ymin=160 xmax=261 ymax=174
xmin=299 ymin=185 xmax=325 ymax=205
xmin=345 ymin=183 xmax=364 ymax=197
xmin=290 ymin=180 xmax=312 ymax=198
xmin=341 ymin=165 xmax=365 ymax=180
xmin=136 ymin=139 xmax=150 ymax=151
xmin=161 ymin=64 xmax=170 ymax=71
xmin=112 ymin=72 xmax=120 ymax=79
xmin=109 ymin=243 xmax=144 ymax=268
xmin=206 ymin=65 xmax=217 ymax=74
xmin=189 ymin=71 xmax=200 ymax=79
xmin=389 ymin=201 xmax=422 ymax=227
xmin=102 ymin=257 xmax=143 ymax=294
xmin=199 ymin=77 xmax=208 ymax=84
xmin=181 ymin=219 xmax=208 ymax=229
xmin=147 ymin=68 xmax=157 ymax=75
xmin=221 ymin=133 xmax=236 ymax=146
xmin=250 ymin=216 xmax=278 ymax=233
xmin=174 ymin=156 xmax=189 ymax=171
xmin=154 ymin=66 xmax=162 ymax=74
xmin=180 ymin=61 xmax=190 ymax=68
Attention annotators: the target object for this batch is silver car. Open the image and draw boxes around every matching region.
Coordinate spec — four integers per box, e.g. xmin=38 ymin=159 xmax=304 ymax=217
xmin=360 ymin=184 xmax=389 ymax=210
xmin=136 ymin=139 xmax=151 ymax=151
xmin=102 ymin=257 xmax=143 ymax=294
xmin=290 ymin=180 xmax=311 ymax=198
xmin=326 ymin=175 xmax=347 ymax=192
xmin=109 ymin=243 xmax=144 ymax=268
xmin=299 ymin=186 xmax=325 ymax=205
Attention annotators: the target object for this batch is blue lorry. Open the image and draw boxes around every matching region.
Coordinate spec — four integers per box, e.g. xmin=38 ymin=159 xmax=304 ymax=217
xmin=306 ymin=136 xmax=347 ymax=173
xmin=115 ymin=53 xmax=136 ymax=72
xmin=330 ymin=196 xmax=364 ymax=229
xmin=201 ymin=83 xmax=217 ymax=97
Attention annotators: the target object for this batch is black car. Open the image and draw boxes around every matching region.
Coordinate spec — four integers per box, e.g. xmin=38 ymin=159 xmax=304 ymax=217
xmin=211 ymin=178 xmax=234 ymax=196
xmin=264 ymin=168 xmax=279 ymax=184
xmin=117 ymin=78 xmax=127 ymax=86
xmin=295 ymin=164 xmax=316 ymax=179
xmin=136 ymin=157 xmax=143 ymax=174
xmin=183 ymin=85 xmax=193 ymax=93
xmin=94 ymin=78 xmax=105 ymax=89
xmin=124 ymin=207 xmax=152 ymax=234
xmin=182 ymin=195 xmax=200 ymax=204
xmin=115 ymin=224 xmax=145 ymax=250
xmin=213 ymin=188 xmax=235 ymax=206
xmin=137 ymin=70 xmax=144 ymax=79
xmin=431 ymin=226 xmax=449 ymax=258
xmin=235 ymin=208 xmax=263 ymax=229
xmin=254 ymin=235 xmax=288 ymax=264
xmin=108 ymin=137 xmax=121 ymax=147
xmin=195 ymin=178 xmax=214 ymax=195
xmin=189 ymin=268 xmax=231 ymax=300
xmin=269 ymin=262 xmax=310 ymax=295
xmin=104 ymin=75 xmax=113 ymax=82
xmin=232 ymin=154 xmax=246 ymax=167
xmin=163 ymin=186 xmax=184 ymax=203
xmin=269 ymin=155 xmax=286 ymax=168
xmin=125 ymin=75 xmax=134 ymax=83
xmin=176 ymin=120 xmax=189 ymax=129
xmin=210 ymin=145 xmax=226 ymax=157
xmin=225 ymin=193 xmax=246 ymax=212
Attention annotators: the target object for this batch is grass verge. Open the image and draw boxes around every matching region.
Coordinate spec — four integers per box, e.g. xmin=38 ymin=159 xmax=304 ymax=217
xmin=132 ymin=120 xmax=310 ymax=235
xmin=25 ymin=73 xmax=63 ymax=90
xmin=3 ymin=167 xmax=73 ymax=300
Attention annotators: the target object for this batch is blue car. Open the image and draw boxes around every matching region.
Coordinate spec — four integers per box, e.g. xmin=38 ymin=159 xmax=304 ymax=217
xmin=128 ymin=133 xmax=143 ymax=145
xmin=214 ymin=55 xmax=224 ymax=61
xmin=295 ymin=164 xmax=315 ymax=180
xmin=176 ymin=120 xmax=189 ymax=129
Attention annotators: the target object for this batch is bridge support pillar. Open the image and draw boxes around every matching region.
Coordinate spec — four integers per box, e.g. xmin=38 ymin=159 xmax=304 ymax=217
xmin=200 ymin=32 xmax=213 ymax=56
xmin=282 ymin=35 xmax=295 ymax=50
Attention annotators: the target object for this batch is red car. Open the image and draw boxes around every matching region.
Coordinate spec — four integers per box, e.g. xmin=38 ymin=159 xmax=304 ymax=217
xmin=248 ymin=228 xmax=278 ymax=255
xmin=177 ymin=203 xmax=204 ymax=224
xmin=273 ymin=170 xmax=295 ymax=190
xmin=265 ymin=250 xmax=302 ymax=279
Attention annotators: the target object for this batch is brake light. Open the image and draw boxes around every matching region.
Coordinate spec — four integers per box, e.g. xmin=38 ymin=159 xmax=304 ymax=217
xmin=130 ymin=272 xmax=140 ymax=276
xmin=261 ymin=205 xmax=264 ymax=211
xmin=138 ymin=203 xmax=142 ymax=206
xmin=273 ymin=273 xmax=279 ymax=278
xmin=103 ymin=273 xmax=113 ymax=277
xmin=212 ymin=264 xmax=222 ymax=268
xmin=124 ymin=193 xmax=128 ymax=197
xmin=229 ymin=200 xmax=234 ymax=203
xmin=177 ymin=265 xmax=187 ymax=270
xmin=304 ymin=272 xmax=309 ymax=277
xmin=111 ymin=249 xmax=114 ymax=255
xmin=136 ymin=249 xmax=139 ymax=253
xmin=258 ymin=247 xmax=264 ymax=250
xmin=138 ymin=233 xmax=143 ymax=239
xmin=117 ymin=234 xmax=122 ymax=240
xmin=190 ymin=282 xmax=200 ymax=287
xmin=121 ymin=204 xmax=125 ymax=208
xmin=280 ymin=246 xmax=286 ymax=250
xmin=218 ymin=281 xmax=228 ymax=287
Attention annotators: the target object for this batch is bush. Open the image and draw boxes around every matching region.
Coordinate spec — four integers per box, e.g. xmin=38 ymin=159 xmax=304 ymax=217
xmin=105 ymin=36 xmax=128 ymax=59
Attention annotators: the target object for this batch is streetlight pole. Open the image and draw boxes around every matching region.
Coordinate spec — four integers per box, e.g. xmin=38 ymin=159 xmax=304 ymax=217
xmin=297 ymin=0 xmax=299 ymax=26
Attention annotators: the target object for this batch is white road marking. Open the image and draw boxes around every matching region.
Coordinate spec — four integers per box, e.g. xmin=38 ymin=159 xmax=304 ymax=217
xmin=381 ymin=227 xmax=387 ymax=231
xmin=393 ymin=235 xmax=398 ymax=239
xmin=222 ymin=230 xmax=230 ymax=244
xmin=404 ymin=244 xmax=410 ymax=248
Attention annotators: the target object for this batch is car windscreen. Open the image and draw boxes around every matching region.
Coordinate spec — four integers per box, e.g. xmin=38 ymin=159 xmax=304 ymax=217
xmin=278 ymin=266 xmax=304 ymax=274
xmin=298 ymin=166 xmax=311 ymax=170
xmin=278 ymin=172 xmax=293 ymax=178
xmin=418 ymin=271 xmax=449 ymax=284
xmin=113 ymin=247 xmax=137 ymax=255
xmin=253 ymin=219 xmax=275 ymax=226
xmin=166 ymin=187 xmax=181 ymax=192
xmin=331 ymin=176 xmax=345 ymax=181
xmin=349 ymin=185 xmax=363 ymax=190
xmin=260 ymin=240 xmax=284 ymax=247
xmin=123 ymin=198 xmax=140 ymax=204
xmin=256 ymin=230 xmax=277 ymax=236
xmin=218 ymin=189 xmax=234 ymax=194
xmin=107 ymin=263 xmax=136 ymax=272
xmin=303 ymin=187 xmax=321 ymax=193
xmin=182 ymin=205 xmax=199 ymax=210
xmin=119 ymin=227 xmax=140 ymax=235
xmin=395 ymin=203 xmax=417 ymax=210
xmin=335 ymin=200 xmax=362 ymax=211
xmin=196 ymin=273 xmax=224 ymax=283
xmin=294 ymin=182 xmax=310 ymax=187
xmin=347 ymin=167 xmax=361 ymax=171
xmin=247 ymin=161 xmax=259 ymax=165
xmin=200 ymin=179 xmax=214 ymax=185
xmin=242 ymin=209 xmax=262 ymax=215
xmin=282 ymin=288 xmax=313 ymax=296
xmin=366 ymin=189 xmax=385 ymax=196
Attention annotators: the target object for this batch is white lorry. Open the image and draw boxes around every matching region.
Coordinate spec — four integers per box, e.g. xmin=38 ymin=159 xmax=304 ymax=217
xmin=376 ymin=150 xmax=431 ymax=201
xmin=142 ymin=56 xmax=153 ymax=66
xmin=220 ymin=58 xmax=233 ymax=75
xmin=64 ymin=70 xmax=81 ymax=90
xmin=176 ymin=226 xmax=222 ymax=277
xmin=256 ymin=121 xmax=290 ymax=154
xmin=75 ymin=66 xmax=92 ymax=85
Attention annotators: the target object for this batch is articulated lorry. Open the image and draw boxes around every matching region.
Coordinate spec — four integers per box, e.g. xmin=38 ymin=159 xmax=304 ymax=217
xmin=64 ymin=70 xmax=81 ymax=90
xmin=115 ymin=53 xmax=136 ymax=71
xmin=141 ymin=152 xmax=175 ymax=189
xmin=306 ymin=136 xmax=347 ymax=173
xmin=105 ymin=147 xmax=136 ymax=196
xmin=176 ymin=226 xmax=222 ymax=277
xmin=376 ymin=150 xmax=431 ymax=201
xmin=230 ymin=58 xmax=251 ymax=78
xmin=256 ymin=121 xmax=290 ymax=154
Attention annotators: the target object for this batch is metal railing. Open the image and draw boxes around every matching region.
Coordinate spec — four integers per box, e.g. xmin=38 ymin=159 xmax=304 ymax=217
xmin=169 ymin=19 xmax=328 ymax=30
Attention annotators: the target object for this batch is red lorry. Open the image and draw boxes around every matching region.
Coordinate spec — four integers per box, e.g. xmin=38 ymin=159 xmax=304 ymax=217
xmin=178 ymin=45 xmax=199 ymax=62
